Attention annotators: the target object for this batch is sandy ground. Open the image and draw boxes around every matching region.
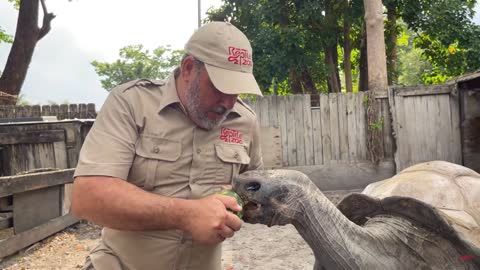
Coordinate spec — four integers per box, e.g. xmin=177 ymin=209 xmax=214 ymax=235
xmin=0 ymin=190 xmax=353 ymax=270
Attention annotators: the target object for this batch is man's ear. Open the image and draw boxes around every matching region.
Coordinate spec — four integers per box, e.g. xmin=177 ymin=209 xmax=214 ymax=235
xmin=180 ymin=56 xmax=196 ymax=82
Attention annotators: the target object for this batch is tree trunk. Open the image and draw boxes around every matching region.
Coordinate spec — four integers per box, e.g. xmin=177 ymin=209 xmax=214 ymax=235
xmin=343 ymin=0 xmax=353 ymax=93
xmin=301 ymin=68 xmax=316 ymax=94
xmin=386 ymin=4 xmax=398 ymax=85
xmin=359 ymin=22 xmax=368 ymax=92
xmin=363 ymin=0 xmax=388 ymax=93
xmin=0 ymin=0 xmax=54 ymax=105
xmin=289 ymin=68 xmax=303 ymax=94
xmin=325 ymin=46 xmax=341 ymax=93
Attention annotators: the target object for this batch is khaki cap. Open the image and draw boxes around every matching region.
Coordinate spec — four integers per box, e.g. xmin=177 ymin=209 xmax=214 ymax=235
xmin=185 ymin=21 xmax=263 ymax=96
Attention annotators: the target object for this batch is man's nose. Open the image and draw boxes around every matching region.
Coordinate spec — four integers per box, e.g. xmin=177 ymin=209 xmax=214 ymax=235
xmin=219 ymin=93 xmax=238 ymax=110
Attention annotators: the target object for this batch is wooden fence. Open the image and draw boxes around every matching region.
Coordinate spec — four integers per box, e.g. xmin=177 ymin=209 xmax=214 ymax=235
xmin=246 ymin=93 xmax=394 ymax=167
xmin=388 ymin=84 xmax=462 ymax=171
xmin=0 ymin=169 xmax=78 ymax=259
xmin=0 ymin=103 xmax=97 ymax=120
xmin=0 ymin=120 xmax=94 ymax=258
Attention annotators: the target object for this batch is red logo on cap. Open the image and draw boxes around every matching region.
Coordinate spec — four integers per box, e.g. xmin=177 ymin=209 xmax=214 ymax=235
xmin=219 ymin=127 xmax=243 ymax=144
xmin=227 ymin=46 xmax=253 ymax=66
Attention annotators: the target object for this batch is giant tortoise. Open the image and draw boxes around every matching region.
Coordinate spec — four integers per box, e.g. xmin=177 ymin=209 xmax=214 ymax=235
xmin=233 ymin=161 xmax=479 ymax=269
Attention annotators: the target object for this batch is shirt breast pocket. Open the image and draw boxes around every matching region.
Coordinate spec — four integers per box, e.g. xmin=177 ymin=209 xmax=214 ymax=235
xmin=215 ymin=143 xmax=251 ymax=183
xmin=131 ymin=135 xmax=182 ymax=191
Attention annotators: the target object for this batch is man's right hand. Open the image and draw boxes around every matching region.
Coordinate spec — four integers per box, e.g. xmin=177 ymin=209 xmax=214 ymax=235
xmin=178 ymin=194 xmax=243 ymax=245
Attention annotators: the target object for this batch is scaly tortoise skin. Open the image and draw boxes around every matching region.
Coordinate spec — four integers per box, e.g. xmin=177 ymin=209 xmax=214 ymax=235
xmin=234 ymin=161 xmax=480 ymax=270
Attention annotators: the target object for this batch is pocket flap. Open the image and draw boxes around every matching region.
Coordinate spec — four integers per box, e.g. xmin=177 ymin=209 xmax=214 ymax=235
xmin=215 ymin=144 xmax=250 ymax=164
xmin=136 ymin=135 xmax=181 ymax=161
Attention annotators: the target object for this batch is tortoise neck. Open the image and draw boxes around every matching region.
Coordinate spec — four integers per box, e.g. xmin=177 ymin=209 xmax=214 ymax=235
xmin=292 ymin=188 xmax=369 ymax=269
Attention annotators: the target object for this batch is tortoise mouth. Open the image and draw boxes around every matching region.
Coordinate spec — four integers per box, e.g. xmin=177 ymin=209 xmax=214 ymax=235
xmin=243 ymin=201 xmax=260 ymax=211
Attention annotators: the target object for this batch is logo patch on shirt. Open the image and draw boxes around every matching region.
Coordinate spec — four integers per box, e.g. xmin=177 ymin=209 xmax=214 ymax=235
xmin=227 ymin=46 xmax=253 ymax=66
xmin=220 ymin=127 xmax=243 ymax=144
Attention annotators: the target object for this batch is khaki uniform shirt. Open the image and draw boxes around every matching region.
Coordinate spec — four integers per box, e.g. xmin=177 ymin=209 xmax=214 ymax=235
xmin=74 ymin=74 xmax=263 ymax=270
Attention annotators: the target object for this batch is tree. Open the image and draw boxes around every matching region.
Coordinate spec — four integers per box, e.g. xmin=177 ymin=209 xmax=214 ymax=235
xmin=0 ymin=0 xmax=56 ymax=105
xmin=383 ymin=0 xmax=480 ymax=84
xmin=91 ymin=45 xmax=183 ymax=91
xmin=363 ymin=0 xmax=388 ymax=93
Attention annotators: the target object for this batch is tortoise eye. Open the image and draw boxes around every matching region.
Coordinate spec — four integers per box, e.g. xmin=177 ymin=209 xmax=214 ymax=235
xmin=245 ymin=181 xmax=261 ymax=192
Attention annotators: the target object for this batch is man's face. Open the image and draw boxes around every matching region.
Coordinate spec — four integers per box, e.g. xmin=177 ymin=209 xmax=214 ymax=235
xmin=184 ymin=66 xmax=238 ymax=130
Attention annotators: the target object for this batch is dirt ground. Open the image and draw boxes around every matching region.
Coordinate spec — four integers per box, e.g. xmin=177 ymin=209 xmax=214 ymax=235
xmin=0 ymin=190 xmax=352 ymax=270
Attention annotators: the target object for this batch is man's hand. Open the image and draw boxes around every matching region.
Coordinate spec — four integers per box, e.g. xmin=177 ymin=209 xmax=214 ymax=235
xmin=178 ymin=194 xmax=243 ymax=245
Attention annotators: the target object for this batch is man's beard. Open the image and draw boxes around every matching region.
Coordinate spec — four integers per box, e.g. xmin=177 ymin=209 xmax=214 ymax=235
xmin=185 ymin=76 xmax=229 ymax=130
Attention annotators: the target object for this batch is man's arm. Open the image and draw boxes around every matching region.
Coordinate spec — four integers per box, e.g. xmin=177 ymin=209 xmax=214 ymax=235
xmin=71 ymin=176 xmax=242 ymax=245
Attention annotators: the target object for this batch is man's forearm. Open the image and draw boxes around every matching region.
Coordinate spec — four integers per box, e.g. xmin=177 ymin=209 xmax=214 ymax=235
xmin=71 ymin=176 xmax=190 ymax=231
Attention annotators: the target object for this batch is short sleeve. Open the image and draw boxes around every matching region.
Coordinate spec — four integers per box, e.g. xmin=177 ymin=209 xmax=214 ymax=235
xmin=74 ymin=90 xmax=138 ymax=180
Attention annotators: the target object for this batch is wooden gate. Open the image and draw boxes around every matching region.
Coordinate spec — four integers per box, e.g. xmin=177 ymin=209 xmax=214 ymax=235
xmin=388 ymin=84 xmax=462 ymax=172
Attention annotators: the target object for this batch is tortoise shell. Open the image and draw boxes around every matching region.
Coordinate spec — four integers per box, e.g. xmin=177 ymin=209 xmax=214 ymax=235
xmin=337 ymin=161 xmax=480 ymax=262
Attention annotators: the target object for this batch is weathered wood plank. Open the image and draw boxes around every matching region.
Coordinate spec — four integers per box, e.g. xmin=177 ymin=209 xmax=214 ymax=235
xmin=329 ymin=93 xmax=340 ymax=160
xmin=259 ymin=96 xmax=270 ymax=127
xmin=276 ymin=96 xmax=288 ymax=166
xmin=393 ymin=84 xmax=453 ymax=97
xmin=320 ymin=94 xmax=332 ymax=163
xmin=393 ymin=91 xmax=408 ymax=172
xmin=448 ymin=92 xmax=462 ymax=164
xmin=31 ymin=105 xmax=41 ymax=117
xmin=0 ymin=169 xmax=74 ymax=197
xmin=268 ymin=95 xmax=279 ymax=127
xmin=79 ymin=104 xmax=87 ymax=118
xmin=346 ymin=93 xmax=357 ymax=160
xmin=87 ymin=103 xmax=96 ymax=118
xmin=0 ymin=130 xmax=65 ymax=145
xmin=0 ymin=213 xmax=78 ymax=259
xmin=59 ymin=104 xmax=69 ymax=120
xmin=50 ymin=105 xmax=60 ymax=119
xmin=41 ymin=105 xmax=51 ymax=116
xmin=13 ymin=186 xmax=61 ymax=233
xmin=337 ymin=94 xmax=349 ymax=160
xmin=69 ymin=104 xmax=79 ymax=119
xmin=436 ymin=95 xmax=451 ymax=161
xmin=294 ymin=95 xmax=306 ymax=166
xmin=259 ymin=126 xmax=283 ymax=168
xmin=375 ymin=96 xmax=386 ymax=161
xmin=302 ymin=95 xmax=314 ymax=165
xmin=380 ymin=97 xmax=394 ymax=159
xmin=356 ymin=92 xmax=367 ymax=160
xmin=0 ymin=212 xmax=13 ymax=230
xmin=286 ymin=95 xmax=297 ymax=166
xmin=311 ymin=108 xmax=323 ymax=165
xmin=461 ymin=89 xmax=480 ymax=172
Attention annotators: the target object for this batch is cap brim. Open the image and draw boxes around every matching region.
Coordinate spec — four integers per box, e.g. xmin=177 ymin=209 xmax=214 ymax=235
xmin=205 ymin=64 xmax=263 ymax=96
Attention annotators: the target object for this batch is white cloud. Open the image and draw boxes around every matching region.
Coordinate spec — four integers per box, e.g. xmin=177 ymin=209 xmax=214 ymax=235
xmin=0 ymin=0 xmax=223 ymax=108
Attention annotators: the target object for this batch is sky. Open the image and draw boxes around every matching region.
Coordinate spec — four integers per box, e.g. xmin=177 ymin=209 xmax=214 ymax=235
xmin=0 ymin=0 xmax=223 ymax=108
xmin=0 ymin=1 xmax=479 ymax=109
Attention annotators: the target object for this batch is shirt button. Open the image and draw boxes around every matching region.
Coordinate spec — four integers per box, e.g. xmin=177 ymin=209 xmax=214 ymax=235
xmin=152 ymin=147 xmax=160 ymax=153
xmin=196 ymin=149 xmax=201 ymax=154
xmin=234 ymin=152 xmax=239 ymax=160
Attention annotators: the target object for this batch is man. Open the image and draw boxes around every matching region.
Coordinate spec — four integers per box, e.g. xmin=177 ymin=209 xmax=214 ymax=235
xmin=71 ymin=21 xmax=263 ymax=270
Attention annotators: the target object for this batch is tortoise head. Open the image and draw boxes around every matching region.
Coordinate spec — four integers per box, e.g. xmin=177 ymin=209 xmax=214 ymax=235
xmin=233 ymin=169 xmax=316 ymax=227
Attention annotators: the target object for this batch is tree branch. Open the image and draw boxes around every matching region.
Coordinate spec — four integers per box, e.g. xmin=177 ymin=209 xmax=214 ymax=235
xmin=38 ymin=0 xmax=56 ymax=40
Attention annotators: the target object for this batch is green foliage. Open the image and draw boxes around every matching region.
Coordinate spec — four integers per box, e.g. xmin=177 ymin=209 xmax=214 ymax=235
xmin=392 ymin=0 xmax=480 ymax=82
xmin=0 ymin=27 xmax=13 ymax=44
xmin=0 ymin=0 xmax=17 ymax=44
xmin=369 ymin=117 xmax=384 ymax=131
xmin=206 ymin=0 xmax=357 ymax=94
xmin=396 ymin=24 xmax=433 ymax=86
xmin=7 ymin=0 xmax=20 ymax=9
xmin=91 ymin=45 xmax=183 ymax=91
